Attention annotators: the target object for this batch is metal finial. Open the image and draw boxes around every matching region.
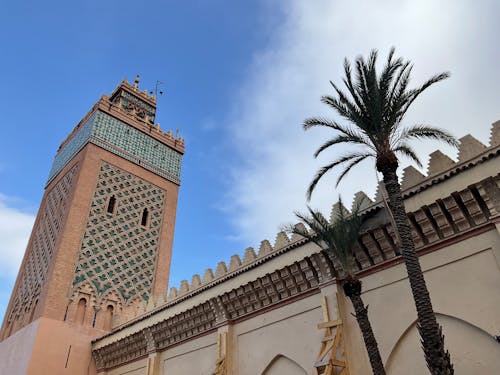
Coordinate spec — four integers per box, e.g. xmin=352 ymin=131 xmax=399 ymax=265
xmin=133 ymin=75 xmax=140 ymax=88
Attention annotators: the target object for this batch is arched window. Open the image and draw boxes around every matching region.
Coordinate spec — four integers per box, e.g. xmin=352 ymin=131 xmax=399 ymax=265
xmin=75 ymin=298 xmax=87 ymax=325
xmin=107 ymin=195 xmax=116 ymax=214
xmin=141 ymin=208 xmax=149 ymax=226
xmin=104 ymin=305 xmax=114 ymax=331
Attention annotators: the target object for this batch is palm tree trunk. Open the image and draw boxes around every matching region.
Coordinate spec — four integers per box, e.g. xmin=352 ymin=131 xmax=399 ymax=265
xmin=343 ymin=278 xmax=386 ymax=375
xmin=380 ymin=164 xmax=453 ymax=375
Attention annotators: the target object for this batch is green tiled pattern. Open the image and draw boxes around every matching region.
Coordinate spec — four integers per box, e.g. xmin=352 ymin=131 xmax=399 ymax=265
xmin=47 ymin=111 xmax=182 ymax=185
xmin=72 ymin=162 xmax=164 ymax=302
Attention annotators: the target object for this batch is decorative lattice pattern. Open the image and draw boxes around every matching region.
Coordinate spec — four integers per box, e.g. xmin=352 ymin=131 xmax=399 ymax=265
xmin=47 ymin=111 xmax=183 ymax=185
xmin=72 ymin=162 xmax=165 ymax=302
xmin=8 ymin=164 xmax=79 ymax=323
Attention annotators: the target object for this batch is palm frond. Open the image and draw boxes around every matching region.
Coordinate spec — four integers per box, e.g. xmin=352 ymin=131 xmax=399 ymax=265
xmin=397 ymin=72 xmax=450 ymax=123
xmin=386 ymin=63 xmax=413 ymax=133
xmin=396 ymin=124 xmax=459 ymax=148
xmin=313 ymin=135 xmax=373 ymax=158
xmin=289 ymin=198 xmax=365 ymax=276
xmin=335 ymin=153 xmax=372 ymax=186
xmin=324 ymin=84 xmax=366 ymax=128
xmin=393 ymin=143 xmax=423 ymax=168
xmin=342 ymin=59 xmax=367 ymax=115
xmin=307 ymin=152 xmax=373 ymax=200
xmin=303 ymin=117 xmax=354 ymax=135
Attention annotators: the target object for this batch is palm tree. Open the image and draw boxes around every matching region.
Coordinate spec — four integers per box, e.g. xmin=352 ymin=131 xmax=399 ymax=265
xmin=303 ymin=48 xmax=457 ymax=375
xmin=289 ymin=199 xmax=386 ymax=375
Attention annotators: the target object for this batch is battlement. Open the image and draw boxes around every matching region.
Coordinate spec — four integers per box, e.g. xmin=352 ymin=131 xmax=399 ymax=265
xmin=159 ymin=120 xmax=499 ymax=307
xmin=57 ymin=77 xmax=184 ymax=155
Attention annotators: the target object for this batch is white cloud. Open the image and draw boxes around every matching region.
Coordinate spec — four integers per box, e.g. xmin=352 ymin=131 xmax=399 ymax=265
xmin=0 ymin=195 xmax=35 ymax=276
xmin=225 ymin=0 xmax=500 ymax=246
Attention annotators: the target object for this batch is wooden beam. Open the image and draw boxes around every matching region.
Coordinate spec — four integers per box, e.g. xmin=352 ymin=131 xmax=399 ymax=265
xmin=317 ymin=319 xmax=342 ymax=329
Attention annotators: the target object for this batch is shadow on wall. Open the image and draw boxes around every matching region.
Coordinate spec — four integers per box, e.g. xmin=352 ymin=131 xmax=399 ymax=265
xmin=262 ymin=354 xmax=308 ymax=375
xmin=386 ymin=313 xmax=500 ymax=374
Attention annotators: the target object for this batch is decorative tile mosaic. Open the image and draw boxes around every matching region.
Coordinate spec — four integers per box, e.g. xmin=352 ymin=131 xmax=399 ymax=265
xmin=92 ymin=112 xmax=182 ymax=183
xmin=72 ymin=162 xmax=165 ymax=302
xmin=47 ymin=115 xmax=94 ymax=182
xmin=47 ymin=111 xmax=182 ymax=185
xmin=6 ymin=164 xmax=79 ymax=328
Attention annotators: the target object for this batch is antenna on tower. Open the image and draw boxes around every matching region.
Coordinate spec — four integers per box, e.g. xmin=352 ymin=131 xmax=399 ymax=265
xmin=149 ymin=80 xmax=164 ymax=98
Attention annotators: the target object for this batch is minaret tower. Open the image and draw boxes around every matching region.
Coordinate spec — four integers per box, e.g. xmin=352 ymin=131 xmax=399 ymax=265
xmin=0 ymin=77 xmax=184 ymax=374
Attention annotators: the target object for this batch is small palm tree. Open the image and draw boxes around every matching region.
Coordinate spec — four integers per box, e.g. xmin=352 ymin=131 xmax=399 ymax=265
xmin=289 ymin=199 xmax=386 ymax=375
xmin=304 ymin=48 xmax=457 ymax=374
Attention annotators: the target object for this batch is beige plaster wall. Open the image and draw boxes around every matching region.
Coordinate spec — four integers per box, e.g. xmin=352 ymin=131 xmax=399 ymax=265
xmin=0 ymin=319 xmax=39 ymax=375
xmin=386 ymin=314 xmax=500 ymax=374
xmin=342 ymin=228 xmax=500 ymax=375
xmin=160 ymin=332 xmax=217 ymax=375
xmin=107 ymin=358 xmax=147 ymax=375
xmin=234 ymin=293 xmax=324 ymax=375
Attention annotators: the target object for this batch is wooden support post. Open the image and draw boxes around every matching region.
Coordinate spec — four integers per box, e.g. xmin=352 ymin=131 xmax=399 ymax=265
xmin=213 ymin=325 xmax=233 ymax=375
xmin=313 ymin=294 xmax=349 ymax=375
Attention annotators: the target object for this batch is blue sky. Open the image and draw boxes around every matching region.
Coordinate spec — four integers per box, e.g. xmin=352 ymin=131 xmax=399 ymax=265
xmin=0 ymin=1 xmax=498 ymax=320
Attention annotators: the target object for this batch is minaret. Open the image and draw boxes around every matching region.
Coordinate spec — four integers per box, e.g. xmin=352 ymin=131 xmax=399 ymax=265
xmin=0 ymin=77 xmax=184 ymax=374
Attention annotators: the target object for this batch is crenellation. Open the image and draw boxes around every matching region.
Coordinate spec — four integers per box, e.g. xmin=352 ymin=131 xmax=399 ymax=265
xmin=168 ymin=287 xmax=178 ymax=301
xmin=190 ymin=274 xmax=202 ymax=289
xmin=353 ymin=191 xmax=373 ymax=211
xmin=290 ymin=223 xmax=307 ymax=242
xmin=427 ymin=150 xmax=456 ymax=176
xmin=489 ymin=120 xmax=500 ymax=146
xmin=242 ymin=247 xmax=257 ymax=264
xmin=457 ymin=134 xmax=487 ymax=162
xmin=229 ymin=254 xmax=242 ymax=272
xmin=374 ymin=181 xmax=387 ymax=203
xmin=258 ymin=240 xmax=273 ymax=257
xmin=401 ymin=166 xmax=426 ymax=190
xmin=330 ymin=201 xmax=350 ymax=223
xmin=202 ymin=268 xmax=214 ymax=284
xmin=215 ymin=261 xmax=228 ymax=278
xmin=273 ymin=231 xmax=290 ymax=250
xmin=179 ymin=280 xmax=189 ymax=295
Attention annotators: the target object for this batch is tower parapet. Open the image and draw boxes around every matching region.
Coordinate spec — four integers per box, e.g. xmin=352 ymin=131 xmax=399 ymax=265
xmin=49 ymin=78 xmax=184 ymax=185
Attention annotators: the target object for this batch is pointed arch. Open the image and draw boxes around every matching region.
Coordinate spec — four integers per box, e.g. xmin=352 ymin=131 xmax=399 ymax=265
xmin=261 ymin=354 xmax=307 ymax=375
xmin=386 ymin=313 xmax=500 ymax=374
xmin=75 ymin=298 xmax=87 ymax=325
